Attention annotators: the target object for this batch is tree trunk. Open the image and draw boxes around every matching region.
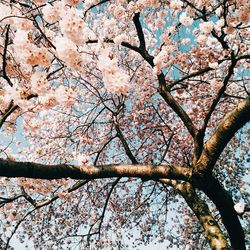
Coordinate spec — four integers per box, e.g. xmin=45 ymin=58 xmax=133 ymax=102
xmin=163 ymin=180 xmax=231 ymax=250
xmin=201 ymin=176 xmax=246 ymax=250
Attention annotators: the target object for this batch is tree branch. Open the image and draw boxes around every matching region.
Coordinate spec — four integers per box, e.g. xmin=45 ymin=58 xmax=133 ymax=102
xmin=0 ymin=159 xmax=192 ymax=181
xmin=0 ymin=194 xmax=23 ymax=208
xmin=1 ymin=25 xmax=13 ymax=87
xmin=202 ymin=54 xmax=237 ymax=133
xmin=92 ymin=178 xmax=120 ymax=240
xmin=0 ymin=94 xmax=38 ymax=129
xmin=86 ymin=38 xmax=196 ymax=138
xmin=133 ymin=12 xmax=146 ymax=50
xmin=195 ymin=95 xmax=250 ymax=174
xmin=192 ymin=54 xmax=238 ymax=164
xmin=169 ymin=67 xmax=213 ymax=89
xmin=113 ymin=116 xmax=138 ymax=164
xmin=158 ymin=73 xmax=197 ymax=138
xmin=84 ymin=0 xmax=110 ymax=17
xmin=0 ymin=102 xmax=18 ymax=129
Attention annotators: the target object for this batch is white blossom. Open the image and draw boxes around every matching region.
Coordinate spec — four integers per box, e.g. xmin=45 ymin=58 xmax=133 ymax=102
xmin=209 ymin=62 xmax=219 ymax=69
xmin=234 ymin=202 xmax=245 ymax=214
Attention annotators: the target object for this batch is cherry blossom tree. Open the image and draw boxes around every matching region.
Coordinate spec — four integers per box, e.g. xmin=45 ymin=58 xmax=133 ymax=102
xmin=0 ymin=0 xmax=249 ymax=249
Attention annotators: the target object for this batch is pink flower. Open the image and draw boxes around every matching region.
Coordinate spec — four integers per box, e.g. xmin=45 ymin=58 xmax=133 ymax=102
xmin=199 ymin=21 xmax=213 ymax=34
xmin=196 ymin=34 xmax=207 ymax=46
xmin=170 ymin=0 xmax=183 ymax=11
xmin=179 ymin=12 xmax=193 ymax=26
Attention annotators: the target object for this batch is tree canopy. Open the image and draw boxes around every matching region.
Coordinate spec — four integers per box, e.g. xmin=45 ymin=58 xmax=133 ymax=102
xmin=0 ymin=0 xmax=249 ymax=249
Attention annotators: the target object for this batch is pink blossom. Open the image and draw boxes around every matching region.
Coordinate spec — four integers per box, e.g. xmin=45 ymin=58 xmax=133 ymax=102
xmin=196 ymin=34 xmax=207 ymax=46
xmin=42 ymin=3 xmax=62 ymax=23
xmin=199 ymin=21 xmax=213 ymax=34
xmin=179 ymin=12 xmax=193 ymax=26
xmin=170 ymin=0 xmax=183 ymax=11
xmin=97 ymin=48 xmax=130 ymax=94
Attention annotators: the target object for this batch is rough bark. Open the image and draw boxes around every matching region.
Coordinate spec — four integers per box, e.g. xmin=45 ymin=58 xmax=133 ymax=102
xmin=201 ymin=176 xmax=246 ymax=250
xmin=161 ymin=179 xmax=231 ymax=250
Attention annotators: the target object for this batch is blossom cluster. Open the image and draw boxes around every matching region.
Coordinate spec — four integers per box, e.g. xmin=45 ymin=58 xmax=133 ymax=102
xmin=55 ymin=36 xmax=83 ymax=71
xmin=30 ymin=72 xmax=49 ymax=95
xmin=42 ymin=2 xmax=63 ymax=23
xmin=153 ymin=44 xmax=177 ymax=74
xmin=59 ymin=8 xmax=87 ymax=45
xmin=97 ymin=48 xmax=130 ymax=95
xmin=12 ymin=29 xmax=51 ymax=69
